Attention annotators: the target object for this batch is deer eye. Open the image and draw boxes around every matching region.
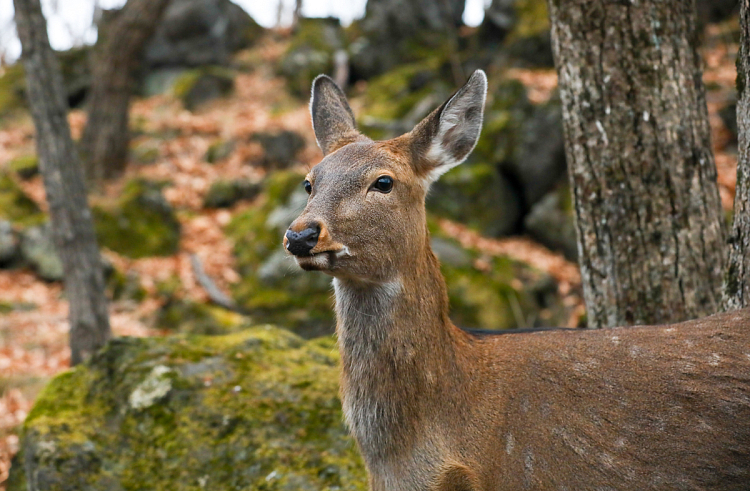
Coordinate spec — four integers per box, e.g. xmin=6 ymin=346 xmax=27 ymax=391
xmin=303 ymin=180 xmax=312 ymax=194
xmin=371 ymin=176 xmax=394 ymax=193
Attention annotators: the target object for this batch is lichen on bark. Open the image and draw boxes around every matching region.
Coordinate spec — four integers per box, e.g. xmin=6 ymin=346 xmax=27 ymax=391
xmin=547 ymin=0 xmax=725 ymax=327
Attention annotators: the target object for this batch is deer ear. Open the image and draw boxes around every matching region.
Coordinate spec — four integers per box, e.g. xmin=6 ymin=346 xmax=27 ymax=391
xmin=310 ymin=75 xmax=360 ymax=155
xmin=409 ymin=70 xmax=487 ymax=182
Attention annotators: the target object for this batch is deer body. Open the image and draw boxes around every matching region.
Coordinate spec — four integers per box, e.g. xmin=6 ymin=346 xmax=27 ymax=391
xmin=284 ymin=72 xmax=750 ymax=490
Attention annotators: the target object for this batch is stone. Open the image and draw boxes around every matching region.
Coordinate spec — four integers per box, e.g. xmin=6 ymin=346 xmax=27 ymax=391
xmin=7 ymin=328 xmax=367 ymax=490
xmin=203 ymin=179 xmax=262 ymax=208
xmin=19 ymin=223 xmax=64 ymax=282
xmin=524 ymin=188 xmax=578 ymax=262
xmin=500 ymin=99 xmax=567 ymax=207
xmin=204 ymin=139 xmax=235 ymax=164
xmin=278 ymin=17 xmax=346 ymax=97
xmin=0 ymin=173 xmax=46 ymax=227
xmin=93 ymin=179 xmax=181 ymax=259
xmin=8 ymin=155 xmax=39 ymax=180
xmin=143 ymin=0 xmax=263 ymax=69
xmin=172 ymin=66 xmax=234 ymax=111
xmin=252 ymin=130 xmax=306 ymax=169
xmin=427 ymin=162 xmax=523 ymax=237
xmin=0 ymin=220 xmax=18 ymax=265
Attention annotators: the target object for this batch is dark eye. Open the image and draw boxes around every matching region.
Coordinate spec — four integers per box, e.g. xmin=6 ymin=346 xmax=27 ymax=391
xmin=303 ymin=180 xmax=312 ymax=194
xmin=371 ymin=176 xmax=394 ymax=193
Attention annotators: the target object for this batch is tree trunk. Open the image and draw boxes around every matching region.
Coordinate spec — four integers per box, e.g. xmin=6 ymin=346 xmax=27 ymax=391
xmin=13 ymin=0 xmax=111 ymax=365
xmin=547 ymin=0 xmax=725 ymax=327
xmin=724 ymin=0 xmax=750 ymax=311
xmin=80 ymin=0 xmax=171 ymax=182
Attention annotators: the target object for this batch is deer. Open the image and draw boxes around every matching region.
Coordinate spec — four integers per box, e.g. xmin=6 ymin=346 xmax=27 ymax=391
xmin=283 ymin=70 xmax=750 ymax=490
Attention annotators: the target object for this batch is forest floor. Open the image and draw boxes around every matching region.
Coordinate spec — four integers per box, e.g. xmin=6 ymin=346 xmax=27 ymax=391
xmin=0 ymin=24 xmax=740 ymax=485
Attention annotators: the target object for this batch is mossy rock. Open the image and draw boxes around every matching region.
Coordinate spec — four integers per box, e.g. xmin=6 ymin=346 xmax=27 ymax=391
xmin=278 ymin=18 xmax=347 ymax=97
xmin=226 ymin=171 xmax=335 ymax=337
xmin=155 ymin=299 xmax=249 ymax=335
xmin=360 ymin=59 xmax=448 ymax=124
xmin=0 ymin=47 xmax=91 ymax=117
xmin=93 ymin=179 xmax=181 ymax=259
xmin=0 ymin=63 xmax=26 ymax=117
xmin=204 ymin=179 xmax=262 ymax=209
xmin=205 ymin=139 xmax=235 ymax=164
xmin=427 ymin=162 xmax=523 ymax=237
xmin=19 ymin=223 xmax=64 ymax=282
xmin=0 ymin=173 xmax=46 ymax=227
xmin=430 ymin=226 xmax=568 ymax=330
xmin=8 ymin=155 xmax=39 ymax=180
xmin=7 ymin=327 xmax=367 ymax=490
xmin=173 ymin=66 xmax=235 ymax=111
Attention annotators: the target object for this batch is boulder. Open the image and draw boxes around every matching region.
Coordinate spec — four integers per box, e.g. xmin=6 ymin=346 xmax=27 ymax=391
xmin=7 ymin=328 xmax=367 ymax=490
xmin=143 ymin=0 xmax=263 ymax=69
xmin=350 ymin=0 xmax=465 ymax=79
xmin=499 ymin=98 xmax=567 ymax=208
xmin=93 ymin=179 xmax=181 ymax=259
xmin=278 ymin=18 xmax=347 ymax=97
xmin=523 ymin=187 xmax=578 ymax=262
xmin=427 ymin=162 xmax=523 ymax=237
xmin=0 ymin=173 xmax=45 ymax=227
xmin=203 ymin=179 xmax=262 ymax=209
xmin=252 ymin=131 xmax=306 ymax=169
xmin=430 ymin=224 xmax=570 ymax=330
xmin=155 ymin=299 xmax=248 ymax=334
xmin=19 ymin=223 xmax=64 ymax=282
xmin=0 ymin=220 xmax=18 ymax=265
xmin=8 ymin=155 xmax=39 ymax=180
xmin=0 ymin=47 xmax=91 ymax=116
xmin=172 ymin=66 xmax=235 ymax=111
xmin=205 ymin=139 xmax=235 ymax=164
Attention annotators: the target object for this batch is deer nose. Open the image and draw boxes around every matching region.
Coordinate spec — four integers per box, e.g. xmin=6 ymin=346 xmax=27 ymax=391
xmin=285 ymin=225 xmax=320 ymax=256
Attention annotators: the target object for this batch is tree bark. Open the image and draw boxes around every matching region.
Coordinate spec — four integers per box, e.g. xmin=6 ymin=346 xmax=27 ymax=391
xmin=547 ymin=0 xmax=725 ymax=327
xmin=724 ymin=0 xmax=750 ymax=311
xmin=13 ymin=0 xmax=111 ymax=364
xmin=80 ymin=0 xmax=170 ymax=182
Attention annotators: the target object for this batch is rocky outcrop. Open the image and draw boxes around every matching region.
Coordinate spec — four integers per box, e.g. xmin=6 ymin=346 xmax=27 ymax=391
xmin=7 ymin=327 xmax=367 ymax=490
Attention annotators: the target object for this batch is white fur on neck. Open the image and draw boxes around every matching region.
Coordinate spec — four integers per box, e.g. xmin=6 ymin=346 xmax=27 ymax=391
xmin=333 ymin=277 xmax=402 ymax=453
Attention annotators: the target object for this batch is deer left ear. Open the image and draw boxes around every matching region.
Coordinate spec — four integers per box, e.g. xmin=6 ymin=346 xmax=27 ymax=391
xmin=408 ymin=70 xmax=487 ymax=183
xmin=310 ymin=74 xmax=362 ymax=155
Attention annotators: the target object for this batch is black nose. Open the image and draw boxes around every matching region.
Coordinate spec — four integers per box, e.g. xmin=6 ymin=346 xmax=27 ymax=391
xmin=285 ymin=225 xmax=320 ymax=256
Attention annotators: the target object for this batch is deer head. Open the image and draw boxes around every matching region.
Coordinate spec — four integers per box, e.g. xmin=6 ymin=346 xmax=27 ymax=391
xmin=283 ymin=71 xmax=487 ymax=283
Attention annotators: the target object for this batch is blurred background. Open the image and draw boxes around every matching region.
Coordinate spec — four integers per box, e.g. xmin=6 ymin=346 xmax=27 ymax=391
xmin=0 ymin=0 xmax=741 ymax=483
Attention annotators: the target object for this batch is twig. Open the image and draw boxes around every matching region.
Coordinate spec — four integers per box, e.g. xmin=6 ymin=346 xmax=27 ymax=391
xmin=190 ymin=253 xmax=245 ymax=313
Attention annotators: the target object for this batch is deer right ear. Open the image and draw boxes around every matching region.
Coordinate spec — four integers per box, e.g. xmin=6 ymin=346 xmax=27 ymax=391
xmin=408 ymin=70 xmax=487 ymax=184
xmin=310 ymin=75 xmax=360 ymax=155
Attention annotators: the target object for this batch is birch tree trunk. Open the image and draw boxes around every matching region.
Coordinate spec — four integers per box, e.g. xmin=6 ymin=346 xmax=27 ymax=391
xmin=547 ymin=0 xmax=725 ymax=327
xmin=13 ymin=0 xmax=111 ymax=364
xmin=80 ymin=0 xmax=171 ymax=182
xmin=724 ymin=0 xmax=750 ymax=311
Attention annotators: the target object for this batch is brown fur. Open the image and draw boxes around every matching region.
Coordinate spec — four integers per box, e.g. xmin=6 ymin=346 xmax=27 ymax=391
xmin=287 ymin=73 xmax=750 ymax=490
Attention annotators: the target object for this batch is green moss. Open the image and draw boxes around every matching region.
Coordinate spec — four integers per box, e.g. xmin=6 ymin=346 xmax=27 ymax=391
xmin=278 ymin=18 xmax=346 ymax=97
xmin=8 ymin=155 xmax=39 ymax=180
xmin=10 ymin=328 xmax=367 ymax=490
xmin=172 ymin=66 xmax=235 ymax=110
xmin=155 ymin=299 xmax=249 ymax=335
xmin=360 ymin=59 xmax=445 ymax=122
xmin=93 ymin=179 xmax=181 ymax=259
xmin=0 ymin=63 xmax=26 ymax=117
xmin=508 ymin=0 xmax=550 ymax=41
xmin=429 ymin=220 xmax=569 ymax=330
xmin=0 ymin=173 xmax=46 ymax=227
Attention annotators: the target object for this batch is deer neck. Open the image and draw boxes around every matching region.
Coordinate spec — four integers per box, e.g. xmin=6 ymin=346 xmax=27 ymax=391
xmin=333 ymin=239 xmax=464 ymax=462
